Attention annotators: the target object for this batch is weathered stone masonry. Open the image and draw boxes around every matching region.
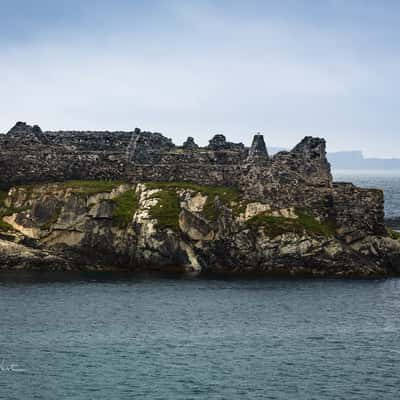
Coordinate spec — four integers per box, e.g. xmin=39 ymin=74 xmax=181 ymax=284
xmin=0 ymin=122 xmax=386 ymax=238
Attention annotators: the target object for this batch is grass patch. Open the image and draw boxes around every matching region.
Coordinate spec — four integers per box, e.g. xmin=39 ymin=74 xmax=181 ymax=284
xmin=246 ymin=211 xmax=336 ymax=238
xmin=145 ymin=182 xmax=242 ymax=221
xmin=0 ymin=218 xmax=13 ymax=232
xmin=111 ymin=190 xmax=139 ymax=227
xmin=296 ymin=211 xmax=336 ymax=237
xmin=148 ymin=189 xmax=180 ymax=231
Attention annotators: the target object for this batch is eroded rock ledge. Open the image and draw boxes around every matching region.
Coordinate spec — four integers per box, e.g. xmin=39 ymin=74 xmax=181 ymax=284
xmin=1 ymin=181 xmax=399 ymax=277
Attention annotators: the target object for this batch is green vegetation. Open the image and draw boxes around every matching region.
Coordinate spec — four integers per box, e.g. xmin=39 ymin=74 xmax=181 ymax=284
xmin=148 ymin=189 xmax=180 ymax=231
xmin=295 ymin=211 xmax=337 ymax=237
xmin=111 ymin=190 xmax=139 ymax=227
xmin=0 ymin=218 xmax=13 ymax=232
xmin=145 ymin=181 xmax=242 ymax=221
xmin=388 ymin=228 xmax=400 ymax=240
xmin=246 ymin=211 xmax=336 ymax=238
xmin=201 ymin=187 xmax=240 ymax=220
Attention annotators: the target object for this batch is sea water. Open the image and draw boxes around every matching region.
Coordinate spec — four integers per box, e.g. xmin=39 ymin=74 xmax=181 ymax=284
xmin=0 ymin=171 xmax=399 ymax=399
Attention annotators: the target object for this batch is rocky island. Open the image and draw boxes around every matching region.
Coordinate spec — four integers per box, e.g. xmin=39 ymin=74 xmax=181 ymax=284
xmin=0 ymin=121 xmax=399 ymax=276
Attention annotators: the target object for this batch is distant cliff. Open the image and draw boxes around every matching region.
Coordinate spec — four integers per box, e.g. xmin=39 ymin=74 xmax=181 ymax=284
xmin=328 ymin=151 xmax=400 ymax=170
xmin=270 ymin=148 xmax=400 ymax=170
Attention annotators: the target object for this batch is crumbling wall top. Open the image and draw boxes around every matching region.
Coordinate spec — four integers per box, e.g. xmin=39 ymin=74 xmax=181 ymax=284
xmin=246 ymin=133 xmax=269 ymax=163
xmin=7 ymin=121 xmax=49 ymax=144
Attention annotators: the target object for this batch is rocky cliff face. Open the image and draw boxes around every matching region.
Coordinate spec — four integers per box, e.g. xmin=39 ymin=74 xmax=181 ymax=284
xmin=1 ymin=181 xmax=399 ymax=276
xmin=0 ymin=122 xmax=396 ymax=276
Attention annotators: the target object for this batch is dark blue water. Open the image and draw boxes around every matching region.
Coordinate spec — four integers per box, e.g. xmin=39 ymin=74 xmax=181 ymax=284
xmin=1 ymin=271 xmax=400 ymax=399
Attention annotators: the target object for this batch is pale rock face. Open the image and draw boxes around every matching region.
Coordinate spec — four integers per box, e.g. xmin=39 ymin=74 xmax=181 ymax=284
xmin=109 ymin=184 xmax=132 ymax=199
xmin=244 ymin=203 xmax=271 ymax=219
xmin=243 ymin=202 xmax=297 ymax=220
xmin=6 ymin=187 xmax=29 ymax=209
xmin=87 ymin=193 xmax=111 ymax=206
xmin=3 ymin=214 xmax=41 ymax=239
xmin=134 ymin=186 xmax=159 ymax=225
xmin=181 ymin=192 xmax=208 ymax=213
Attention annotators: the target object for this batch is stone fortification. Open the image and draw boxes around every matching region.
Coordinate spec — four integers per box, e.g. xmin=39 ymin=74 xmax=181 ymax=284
xmin=0 ymin=121 xmax=385 ymax=239
xmin=0 ymin=121 xmax=328 ymax=186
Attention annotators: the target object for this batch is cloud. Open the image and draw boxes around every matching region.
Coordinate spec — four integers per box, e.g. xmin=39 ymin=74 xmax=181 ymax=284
xmin=0 ymin=1 xmax=399 ymax=156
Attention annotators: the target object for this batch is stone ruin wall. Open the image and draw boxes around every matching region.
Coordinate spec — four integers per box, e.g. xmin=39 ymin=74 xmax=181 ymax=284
xmin=0 ymin=122 xmax=331 ymax=187
xmin=0 ymin=122 xmax=386 ymax=237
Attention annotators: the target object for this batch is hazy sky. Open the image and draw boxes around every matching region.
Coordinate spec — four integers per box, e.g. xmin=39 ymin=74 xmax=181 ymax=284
xmin=1 ymin=0 xmax=399 ymax=157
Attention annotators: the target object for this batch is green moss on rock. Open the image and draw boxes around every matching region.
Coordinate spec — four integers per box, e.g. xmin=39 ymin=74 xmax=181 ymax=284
xmin=0 ymin=218 xmax=13 ymax=232
xmin=112 ymin=189 xmax=139 ymax=227
xmin=145 ymin=182 xmax=241 ymax=221
xmin=148 ymin=189 xmax=180 ymax=231
xmin=246 ymin=211 xmax=336 ymax=238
